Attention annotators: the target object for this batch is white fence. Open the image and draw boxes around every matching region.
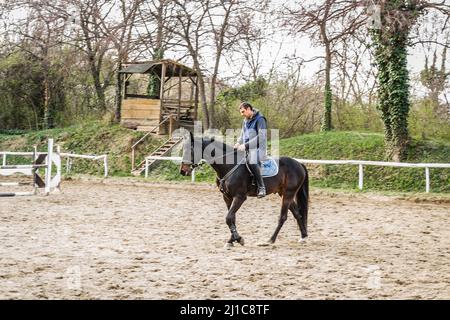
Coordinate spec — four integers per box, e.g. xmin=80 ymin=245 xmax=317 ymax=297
xmin=294 ymin=159 xmax=450 ymax=193
xmin=144 ymin=156 xmax=450 ymax=193
xmin=1 ymin=150 xmax=108 ymax=177
xmin=61 ymin=153 xmax=108 ymax=177
xmin=0 ymin=139 xmax=61 ymax=196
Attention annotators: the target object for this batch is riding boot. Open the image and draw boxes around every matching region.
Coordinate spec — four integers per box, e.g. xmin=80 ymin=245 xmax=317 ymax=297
xmin=248 ymin=163 xmax=266 ymax=198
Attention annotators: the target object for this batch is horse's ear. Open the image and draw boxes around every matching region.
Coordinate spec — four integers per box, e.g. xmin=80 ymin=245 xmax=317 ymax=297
xmin=210 ymin=136 xmax=215 ymax=143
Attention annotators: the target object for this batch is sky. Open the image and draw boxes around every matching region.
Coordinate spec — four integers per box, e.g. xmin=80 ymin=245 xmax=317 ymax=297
xmin=247 ymin=27 xmax=441 ymax=96
xmin=3 ymin=0 xmax=448 ymax=99
xmin=183 ymin=0 xmax=449 ymax=102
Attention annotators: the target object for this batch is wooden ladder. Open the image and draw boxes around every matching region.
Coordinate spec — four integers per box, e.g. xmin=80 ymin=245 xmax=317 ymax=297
xmin=131 ymin=136 xmax=183 ymax=176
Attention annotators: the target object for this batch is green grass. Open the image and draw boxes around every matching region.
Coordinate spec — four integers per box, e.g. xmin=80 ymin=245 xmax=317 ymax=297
xmin=0 ymin=120 xmax=163 ymax=176
xmin=1 ymin=126 xmax=448 ymax=193
xmin=280 ymin=131 xmax=449 ymax=193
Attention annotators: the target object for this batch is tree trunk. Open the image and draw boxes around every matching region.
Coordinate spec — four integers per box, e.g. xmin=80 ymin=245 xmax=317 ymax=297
xmin=372 ymin=24 xmax=410 ymax=161
xmin=148 ymin=48 xmax=163 ymax=97
xmin=148 ymin=2 xmax=165 ymax=98
xmin=43 ymin=75 xmax=52 ymax=129
xmin=208 ymin=74 xmax=217 ymax=129
xmin=321 ymin=42 xmax=333 ymax=131
xmin=387 ymin=32 xmax=410 ymax=162
xmin=197 ymin=74 xmax=209 ymax=130
xmin=191 ymin=56 xmax=209 ymax=130
xmin=114 ymin=62 xmax=123 ymax=123
xmin=91 ymin=64 xmax=107 ymax=111
xmin=373 ymin=31 xmax=393 ymax=152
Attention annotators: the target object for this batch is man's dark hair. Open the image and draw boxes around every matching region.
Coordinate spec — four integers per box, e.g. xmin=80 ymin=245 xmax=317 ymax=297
xmin=239 ymin=102 xmax=253 ymax=110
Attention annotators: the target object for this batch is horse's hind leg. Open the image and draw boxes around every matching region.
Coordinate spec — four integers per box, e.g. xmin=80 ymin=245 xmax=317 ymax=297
xmin=269 ymin=193 xmax=294 ymax=244
xmin=289 ymin=202 xmax=307 ymax=240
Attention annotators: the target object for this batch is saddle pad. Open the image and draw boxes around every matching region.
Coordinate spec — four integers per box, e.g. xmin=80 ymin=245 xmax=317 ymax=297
xmin=261 ymin=158 xmax=279 ymax=177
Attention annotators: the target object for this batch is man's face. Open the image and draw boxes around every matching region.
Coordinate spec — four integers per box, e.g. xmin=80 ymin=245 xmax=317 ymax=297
xmin=239 ymin=107 xmax=253 ymax=119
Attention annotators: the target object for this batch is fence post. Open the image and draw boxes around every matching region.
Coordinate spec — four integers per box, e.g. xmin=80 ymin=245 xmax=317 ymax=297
xmin=131 ymin=148 xmax=135 ymax=171
xmin=358 ymin=164 xmax=364 ymax=191
xmin=145 ymin=158 xmax=149 ymax=178
xmin=103 ymin=155 xmax=108 ymax=177
xmin=66 ymin=156 xmax=71 ymax=174
xmin=2 ymin=154 xmax=6 ymax=166
xmin=44 ymin=139 xmax=54 ymax=195
xmin=33 ymin=146 xmax=37 ymax=194
xmin=191 ymin=168 xmax=196 ymax=182
xmin=425 ymin=167 xmax=430 ymax=193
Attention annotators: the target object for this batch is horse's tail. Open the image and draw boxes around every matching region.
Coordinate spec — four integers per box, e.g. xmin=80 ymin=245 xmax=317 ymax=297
xmin=297 ymin=164 xmax=309 ymax=235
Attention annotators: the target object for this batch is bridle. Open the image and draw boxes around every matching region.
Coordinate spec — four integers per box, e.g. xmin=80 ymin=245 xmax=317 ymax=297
xmin=182 ymin=136 xmax=247 ymax=194
xmin=183 ymin=136 xmax=203 ymax=169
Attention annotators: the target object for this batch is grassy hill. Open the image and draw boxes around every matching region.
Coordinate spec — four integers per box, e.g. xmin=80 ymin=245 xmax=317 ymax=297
xmin=0 ymin=121 xmax=163 ymax=176
xmin=281 ymin=131 xmax=449 ymax=192
xmin=0 ymin=122 xmax=448 ymax=193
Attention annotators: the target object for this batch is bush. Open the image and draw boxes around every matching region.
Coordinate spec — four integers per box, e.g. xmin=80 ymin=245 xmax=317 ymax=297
xmin=409 ymin=99 xmax=450 ymax=141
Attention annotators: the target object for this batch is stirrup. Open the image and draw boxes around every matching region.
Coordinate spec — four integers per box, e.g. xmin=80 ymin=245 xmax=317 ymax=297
xmin=257 ymin=187 xmax=266 ymax=198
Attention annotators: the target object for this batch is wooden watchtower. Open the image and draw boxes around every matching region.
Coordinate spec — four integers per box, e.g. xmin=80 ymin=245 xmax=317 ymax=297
xmin=118 ymin=59 xmax=199 ymax=134
xmin=118 ymin=60 xmax=199 ymax=176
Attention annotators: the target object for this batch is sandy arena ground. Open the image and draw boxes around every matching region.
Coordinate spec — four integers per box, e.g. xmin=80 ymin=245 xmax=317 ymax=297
xmin=0 ymin=179 xmax=449 ymax=299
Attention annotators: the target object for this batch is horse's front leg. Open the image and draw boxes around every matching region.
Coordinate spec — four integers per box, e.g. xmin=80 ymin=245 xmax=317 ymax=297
xmin=225 ymin=195 xmax=246 ymax=248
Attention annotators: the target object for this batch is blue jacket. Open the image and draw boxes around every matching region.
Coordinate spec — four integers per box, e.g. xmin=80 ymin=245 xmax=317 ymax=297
xmin=238 ymin=110 xmax=267 ymax=161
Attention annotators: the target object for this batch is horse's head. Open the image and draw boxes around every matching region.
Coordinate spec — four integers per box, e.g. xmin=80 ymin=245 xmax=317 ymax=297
xmin=180 ymin=131 xmax=198 ymax=176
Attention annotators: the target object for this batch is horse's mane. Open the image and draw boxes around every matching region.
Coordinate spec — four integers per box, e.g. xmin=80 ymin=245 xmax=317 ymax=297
xmin=200 ymin=136 xmax=235 ymax=152
xmin=192 ymin=136 xmax=240 ymax=164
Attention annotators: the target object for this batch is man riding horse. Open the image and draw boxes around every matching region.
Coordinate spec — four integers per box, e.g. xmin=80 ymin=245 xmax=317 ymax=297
xmin=234 ymin=102 xmax=267 ymax=198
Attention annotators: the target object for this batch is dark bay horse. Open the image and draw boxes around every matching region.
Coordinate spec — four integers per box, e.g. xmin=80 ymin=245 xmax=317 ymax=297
xmin=179 ymin=133 xmax=309 ymax=247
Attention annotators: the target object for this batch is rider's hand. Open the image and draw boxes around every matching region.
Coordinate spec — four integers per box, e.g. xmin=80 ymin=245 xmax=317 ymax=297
xmin=237 ymin=144 xmax=246 ymax=152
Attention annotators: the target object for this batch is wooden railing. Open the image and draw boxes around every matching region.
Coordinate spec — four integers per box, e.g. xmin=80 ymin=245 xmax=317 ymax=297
xmin=131 ymin=114 xmax=175 ymax=171
xmin=161 ymin=99 xmax=195 ymax=120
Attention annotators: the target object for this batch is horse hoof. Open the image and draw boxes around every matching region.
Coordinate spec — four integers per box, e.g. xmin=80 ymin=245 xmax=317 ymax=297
xmin=224 ymin=242 xmax=234 ymax=249
xmin=238 ymin=237 xmax=245 ymax=246
xmin=299 ymin=237 xmax=308 ymax=243
xmin=267 ymin=239 xmax=275 ymax=244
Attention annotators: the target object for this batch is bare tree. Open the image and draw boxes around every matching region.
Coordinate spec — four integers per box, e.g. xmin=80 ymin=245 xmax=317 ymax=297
xmin=135 ymin=0 xmax=178 ymax=60
xmin=93 ymin=0 xmax=144 ymax=122
xmin=230 ymin=9 xmax=271 ymax=82
xmin=416 ymin=15 xmax=449 ymax=116
xmin=283 ymin=0 xmax=367 ymax=132
xmin=165 ymin=0 xmax=213 ymax=129
xmin=134 ymin=0 xmax=180 ymax=105
xmin=75 ymin=0 xmax=118 ymax=112
xmin=369 ymin=0 xmax=450 ymax=161
xmin=206 ymin=0 xmax=267 ymax=128
xmin=167 ymin=0 xmax=267 ymax=129
xmin=5 ymin=0 xmax=73 ymax=128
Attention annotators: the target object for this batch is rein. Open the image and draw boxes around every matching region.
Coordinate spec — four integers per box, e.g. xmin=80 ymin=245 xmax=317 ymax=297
xmin=190 ymin=149 xmax=238 ymax=169
xmin=217 ymin=156 xmax=246 ymax=194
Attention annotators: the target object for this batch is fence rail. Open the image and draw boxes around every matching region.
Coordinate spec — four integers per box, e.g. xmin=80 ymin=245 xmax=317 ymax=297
xmin=294 ymin=159 xmax=450 ymax=193
xmin=144 ymin=156 xmax=450 ymax=193
xmin=60 ymin=153 xmax=108 ymax=177
xmin=1 ymin=151 xmax=108 ymax=177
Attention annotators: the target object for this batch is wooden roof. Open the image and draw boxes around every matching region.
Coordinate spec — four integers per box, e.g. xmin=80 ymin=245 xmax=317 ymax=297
xmin=119 ymin=59 xmax=197 ymax=77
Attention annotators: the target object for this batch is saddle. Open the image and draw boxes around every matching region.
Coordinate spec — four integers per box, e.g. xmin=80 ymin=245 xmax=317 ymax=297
xmin=218 ymin=158 xmax=279 ymax=194
xmin=245 ymin=157 xmax=279 ymax=178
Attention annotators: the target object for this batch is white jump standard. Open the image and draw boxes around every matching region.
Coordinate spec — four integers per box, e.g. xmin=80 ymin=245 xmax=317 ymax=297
xmin=0 ymin=139 xmax=61 ymax=197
